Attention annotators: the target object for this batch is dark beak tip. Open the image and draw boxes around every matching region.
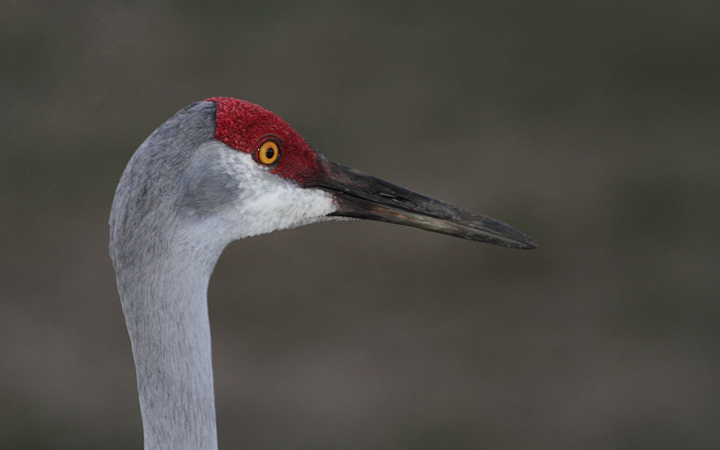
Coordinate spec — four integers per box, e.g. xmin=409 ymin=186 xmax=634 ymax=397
xmin=514 ymin=232 xmax=538 ymax=250
xmin=491 ymin=235 xmax=537 ymax=250
xmin=479 ymin=218 xmax=538 ymax=250
xmin=521 ymin=239 xmax=539 ymax=250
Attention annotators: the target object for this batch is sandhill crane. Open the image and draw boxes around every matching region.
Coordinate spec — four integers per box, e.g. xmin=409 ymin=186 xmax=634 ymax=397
xmin=109 ymin=97 xmax=536 ymax=450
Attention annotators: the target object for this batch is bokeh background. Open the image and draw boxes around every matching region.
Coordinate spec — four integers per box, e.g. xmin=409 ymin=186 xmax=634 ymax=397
xmin=1 ymin=1 xmax=719 ymax=449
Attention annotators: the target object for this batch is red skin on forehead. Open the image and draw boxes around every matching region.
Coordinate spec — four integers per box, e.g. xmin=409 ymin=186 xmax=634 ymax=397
xmin=206 ymin=97 xmax=321 ymax=186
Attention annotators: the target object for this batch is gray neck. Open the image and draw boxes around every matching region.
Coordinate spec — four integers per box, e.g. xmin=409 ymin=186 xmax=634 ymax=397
xmin=116 ymin=241 xmax=222 ymax=450
xmin=108 ymin=100 xmax=224 ymax=450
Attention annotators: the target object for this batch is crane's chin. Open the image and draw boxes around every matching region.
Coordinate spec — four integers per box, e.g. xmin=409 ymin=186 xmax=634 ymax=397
xmin=309 ymin=155 xmax=537 ymax=250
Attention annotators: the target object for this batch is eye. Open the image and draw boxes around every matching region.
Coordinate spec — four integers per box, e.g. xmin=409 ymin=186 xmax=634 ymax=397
xmin=256 ymin=140 xmax=280 ymax=165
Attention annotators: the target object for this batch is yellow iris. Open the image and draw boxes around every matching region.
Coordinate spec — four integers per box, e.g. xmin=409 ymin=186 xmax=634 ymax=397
xmin=257 ymin=140 xmax=280 ymax=165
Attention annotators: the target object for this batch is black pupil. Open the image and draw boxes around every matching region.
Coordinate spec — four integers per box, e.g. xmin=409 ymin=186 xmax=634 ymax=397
xmin=266 ymin=148 xmax=275 ymax=159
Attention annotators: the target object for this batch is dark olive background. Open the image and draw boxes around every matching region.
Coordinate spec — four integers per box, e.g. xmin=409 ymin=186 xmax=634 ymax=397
xmin=1 ymin=1 xmax=719 ymax=449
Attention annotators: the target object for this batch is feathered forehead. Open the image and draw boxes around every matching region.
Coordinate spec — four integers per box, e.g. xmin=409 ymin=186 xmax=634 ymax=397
xmin=206 ymin=97 xmax=321 ymax=185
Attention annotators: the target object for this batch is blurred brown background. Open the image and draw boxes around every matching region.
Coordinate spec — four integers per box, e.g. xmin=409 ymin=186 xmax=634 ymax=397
xmin=1 ymin=1 xmax=719 ymax=449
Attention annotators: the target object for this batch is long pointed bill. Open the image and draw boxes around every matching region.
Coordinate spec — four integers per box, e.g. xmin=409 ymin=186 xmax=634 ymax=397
xmin=308 ymin=155 xmax=537 ymax=249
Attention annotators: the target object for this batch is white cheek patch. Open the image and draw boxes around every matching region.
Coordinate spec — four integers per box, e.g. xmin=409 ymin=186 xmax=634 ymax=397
xmin=236 ymin=179 xmax=337 ymax=236
xmin=205 ymin=141 xmax=339 ymax=240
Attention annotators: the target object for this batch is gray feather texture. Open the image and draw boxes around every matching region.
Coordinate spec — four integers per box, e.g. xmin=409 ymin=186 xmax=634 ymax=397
xmin=110 ymin=101 xmax=222 ymax=450
xmin=109 ymin=101 xmax=337 ymax=450
xmin=110 ymin=101 xmax=217 ymax=270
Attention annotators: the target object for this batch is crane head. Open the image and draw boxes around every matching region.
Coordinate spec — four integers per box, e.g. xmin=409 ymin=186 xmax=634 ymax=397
xmin=110 ymin=97 xmax=535 ymax=266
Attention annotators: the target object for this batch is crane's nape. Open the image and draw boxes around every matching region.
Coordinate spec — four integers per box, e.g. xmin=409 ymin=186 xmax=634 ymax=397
xmin=109 ymin=97 xmax=536 ymax=450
